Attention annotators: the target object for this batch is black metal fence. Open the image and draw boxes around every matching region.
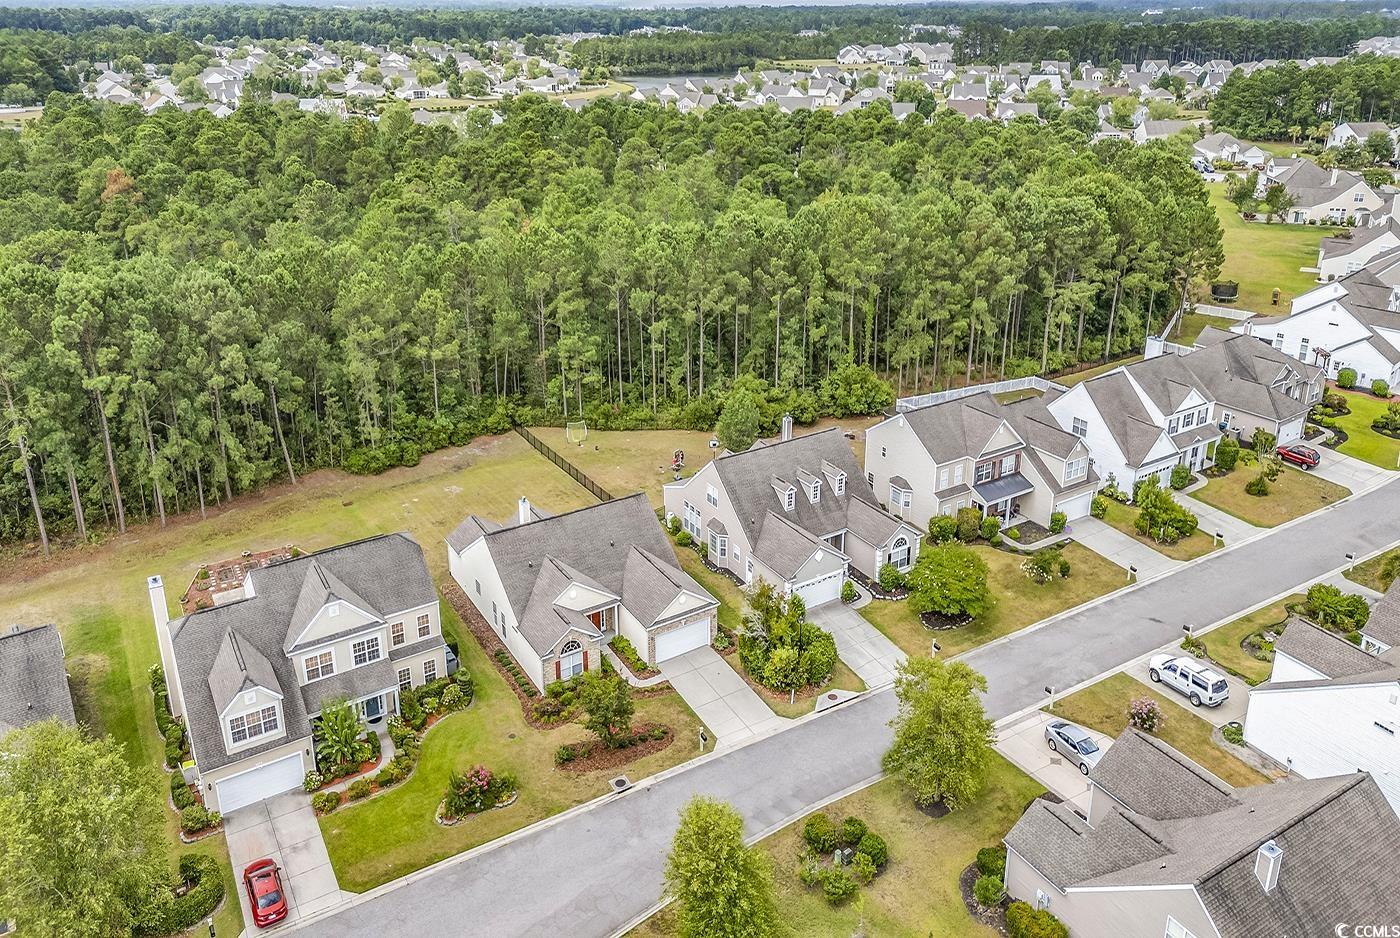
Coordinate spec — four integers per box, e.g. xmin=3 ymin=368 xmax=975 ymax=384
xmin=514 ymin=426 xmax=614 ymax=503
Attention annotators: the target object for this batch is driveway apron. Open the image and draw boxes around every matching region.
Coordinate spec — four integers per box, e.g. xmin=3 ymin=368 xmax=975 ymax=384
xmin=658 ymin=646 xmax=787 ymax=746
xmin=224 ymin=790 xmax=348 ymax=934
xmin=1069 ymin=516 xmax=1180 ymax=580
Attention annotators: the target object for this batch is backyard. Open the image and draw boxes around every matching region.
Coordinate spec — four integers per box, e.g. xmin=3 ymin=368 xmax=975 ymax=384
xmin=860 ymin=542 xmax=1129 ymax=659
xmin=1197 ymin=594 xmax=1305 ymax=686
xmin=320 ymin=603 xmax=707 ymax=891
xmin=1323 ymin=388 xmax=1400 ymax=469
xmin=1205 ymin=183 xmax=1341 ymax=312
xmin=1189 ymin=464 xmax=1349 ymax=527
xmin=1098 ymin=497 xmax=1219 ymax=560
xmin=1048 ymin=674 xmax=1269 ymax=786
xmin=629 ymin=756 xmax=1044 ymax=938
xmin=1169 ymin=311 xmax=1236 ymax=345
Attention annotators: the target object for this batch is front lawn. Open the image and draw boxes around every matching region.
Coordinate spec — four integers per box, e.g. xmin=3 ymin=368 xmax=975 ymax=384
xmin=321 ymin=605 xmax=706 ymax=892
xmin=861 ymin=543 xmax=1129 ymax=659
xmin=1189 ymin=464 xmax=1349 ymax=527
xmin=1099 ymin=498 xmax=1219 ymax=560
xmin=1048 ymin=674 xmax=1269 ymax=787
xmin=629 ymin=755 xmax=1044 ymax=938
xmin=1345 ymin=547 xmax=1400 ymax=593
xmin=1206 ymin=183 xmax=1342 ymax=312
xmin=1197 ymin=593 xmax=1305 ymax=685
xmin=1324 ymin=388 xmax=1400 ymax=469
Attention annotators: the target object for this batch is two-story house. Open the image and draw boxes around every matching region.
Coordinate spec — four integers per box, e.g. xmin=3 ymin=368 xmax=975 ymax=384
xmin=150 ymin=533 xmax=446 ymax=814
xmin=1264 ymin=161 xmax=1385 ymax=225
xmin=1233 ymin=248 xmax=1400 ymax=389
xmin=1245 ymin=612 xmax=1400 ymax=814
xmin=663 ymin=426 xmax=922 ymax=609
xmin=1004 ymin=728 xmax=1400 ymax=936
xmin=864 ymin=391 xmax=1099 ymax=533
xmin=447 ymin=493 xmax=719 ymax=687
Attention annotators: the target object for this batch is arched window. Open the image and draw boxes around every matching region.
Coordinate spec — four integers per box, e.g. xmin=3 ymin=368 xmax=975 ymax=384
xmin=559 ymin=640 xmax=584 ymax=679
xmin=889 ymin=536 xmax=910 ymax=570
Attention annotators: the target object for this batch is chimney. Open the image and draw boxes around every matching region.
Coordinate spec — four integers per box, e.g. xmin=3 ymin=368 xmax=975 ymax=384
xmin=1254 ymin=840 xmax=1282 ymax=894
xmin=780 ymin=413 xmax=794 ymax=442
xmin=148 ymin=575 xmax=186 ymax=719
xmin=1330 ymin=167 xmax=1339 ymax=186
xmin=518 ymin=496 xmax=531 ymax=526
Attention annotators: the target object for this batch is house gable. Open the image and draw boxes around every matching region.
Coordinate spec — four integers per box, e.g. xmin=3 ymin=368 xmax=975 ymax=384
xmin=289 ymin=599 xmax=380 ymax=650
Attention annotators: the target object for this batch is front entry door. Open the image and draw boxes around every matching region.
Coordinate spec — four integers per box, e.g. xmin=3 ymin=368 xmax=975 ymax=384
xmin=363 ymin=694 xmax=383 ymax=721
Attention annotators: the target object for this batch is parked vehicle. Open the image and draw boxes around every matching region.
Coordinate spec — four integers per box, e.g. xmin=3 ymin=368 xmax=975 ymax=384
xmin=1149 ymin=654 xmax=1230 ymax=707
xmin=1044 ymin=719 xmax=1104 ymax=775
xmin=1277 ymin=444 xmax=1321 ymax=469
xmin=243 ymin=859 xmax=288 ymax=928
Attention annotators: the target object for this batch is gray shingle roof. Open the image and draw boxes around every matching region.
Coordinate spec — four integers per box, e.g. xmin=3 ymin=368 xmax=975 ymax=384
xmin=1006 ymin=728 xmax=1400 ymax=934
xmin=471 ymin=493 xmax=715 ymax=656
xmin=1273 ymin=617 xmax=1382 ymax=678
xmin=207 ymin=630 xmax=283 ymax=716
xmin=1320 ymin=217 xmax=1400 ymax=261
xmin=900 ymin=392 xmax=1014 ymax=464
xmin=1092 ymin=729 xmax=1237 ymax=820
xmin=300 ymin=656 xmax=397 ymax=715
xmin=1365 ymin=579 xmax=1400 ymax=648
xmin=0 ymin=624 xmax=75 ymax=736
xmin=170 ymin=533 xmax=438 ymax=772
xmin=1082 ymin=372 xmax=1168 ymax=466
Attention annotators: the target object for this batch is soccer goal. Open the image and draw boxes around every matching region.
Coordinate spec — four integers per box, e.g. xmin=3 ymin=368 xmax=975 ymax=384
xmin=565 ymin=420 xmax=588 ymax=445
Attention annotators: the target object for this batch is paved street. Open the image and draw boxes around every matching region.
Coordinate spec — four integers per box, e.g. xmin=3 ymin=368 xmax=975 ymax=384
xmin=287 ymin=475 xmax=1400 ymax=938
xmin=658 ymin=646 xmax=786 ymax=745
xmin=1068 ymin=515 xmax=1180 ymax=579
xmin=809 ymin=599 xmax=906 ymax=688
xmin=225 ymin=791 xmax=347 ymax=934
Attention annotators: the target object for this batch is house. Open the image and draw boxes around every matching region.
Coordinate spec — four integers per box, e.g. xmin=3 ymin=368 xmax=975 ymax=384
xmin=949 ymin=81 xmax=988 ymax=101
xmin=1132 ymin=119 xmax=1196 ymax=143
xmin=1233 ymin=248 xmax=1400 ymax=387
xmin=0 ymin=624 xmax=75 ymax=738
xmin=1192 ymin=132 xmax=1268 ymax=167
xmin=944 ymin=98 xmax=989 ymax=120
xmin=1044 ymin=332 xmax=1321 ymax=493
xmin=1245 ymin=616 xmax=1400 ymax=813
xmin=1327 ymin=120 xmax=1392 ymax=150
xmin=1004 ymin=728 xmax=1400 ymax=937
xmin=447 ymin=493 xmax=718 ymax=686
xmin=150 ymin=533 xmax=447 ymax=814
xmin=1363 ymin=578 xmax=1400 ymax=654
xmin=1316 ymin=217 xmax=1400 ymax=281
xmin=663 ymin=424 xmax=922 ymax=609
xmin=866 ymin=391 xmax=1098 ymax=532
xmin=995 ymin=101 xmax=1040 ymax=122
xmin=1267 ymin=161 xmax=1385 ymax=225
xmin=836 ymin=45 xmax=868 ymax=65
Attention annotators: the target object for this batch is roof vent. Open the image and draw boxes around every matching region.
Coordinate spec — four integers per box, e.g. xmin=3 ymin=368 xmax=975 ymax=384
xmin=1254 ymin=840 xmax=1282 ymax=894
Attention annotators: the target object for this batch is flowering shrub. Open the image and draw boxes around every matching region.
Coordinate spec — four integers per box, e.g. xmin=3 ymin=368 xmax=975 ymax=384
xmin=443 ymin=765 xmax=517 ymax=819
xmin=302 ymin=770 xmax=324 ymax=793
xmin=1128 ymin=696 xmax=1165 ymax=733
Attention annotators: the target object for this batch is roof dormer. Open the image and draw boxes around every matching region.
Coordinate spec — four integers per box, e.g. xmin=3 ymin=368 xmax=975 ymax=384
xmin=820 ymin=459 xmax=847 ymax=495
xmin=770 ymin=475 xmax=796 ymax=511
xmin=796 ymin=468 xmax=822 ymax=504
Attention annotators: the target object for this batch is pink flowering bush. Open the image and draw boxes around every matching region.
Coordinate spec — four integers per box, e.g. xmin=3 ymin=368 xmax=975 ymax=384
xmin=443 ymin=765 xmax=518 ymax=818
xmin=1127 ymin=696 xmax=1164 ymax=734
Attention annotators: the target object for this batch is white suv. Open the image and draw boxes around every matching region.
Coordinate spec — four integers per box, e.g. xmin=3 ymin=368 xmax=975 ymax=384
xmin=1148 ymin=654 xmax=1230 ymax=708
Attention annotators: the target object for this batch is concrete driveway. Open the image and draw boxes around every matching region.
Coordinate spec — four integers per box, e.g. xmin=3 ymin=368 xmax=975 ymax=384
xmin=225 ymin=791 xmax=348 ymax=934
xmin=1069 ymin=516 xmax=1180 ymax=580
xmin=1126 ymin=655 xmax=1249 ymax=727
xmin=658 ymin=646 xmax=786 ymax=746
xmin=995 ymin=711 xmax=1112 ymax=815
xmin=1179 ymin=493 xmax=1263 ymax=547
xmin=808 ymin=600 xmax=906 ymax=688
xmin=1313 ymin=447 xmax=1395 ymax=493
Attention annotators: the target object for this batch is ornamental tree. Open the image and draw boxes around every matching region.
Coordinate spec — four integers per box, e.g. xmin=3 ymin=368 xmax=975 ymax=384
xmin=906 ymin=544 xmax=993 ymax=620
xmin=883 ymin=658 xmax=996 ymax=810
xmin=665 ymin=796 xmax=777 ymax=938
xmin=579 ymin=669 xmax=635 ymax=747
xmin=715 ymin=390 xmax=762 ymax=452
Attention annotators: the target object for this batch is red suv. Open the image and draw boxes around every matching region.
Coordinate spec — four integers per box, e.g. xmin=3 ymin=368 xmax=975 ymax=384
xmin=1277 ymin=444 xmax=1321 ymax=469
xmin=243 ymin=859 xmax=288 ymax=927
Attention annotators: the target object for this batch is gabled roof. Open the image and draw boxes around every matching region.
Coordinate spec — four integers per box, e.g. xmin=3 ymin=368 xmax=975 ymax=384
xmin=207 ymin=629 xmax=282 ymax=716
xmin=1006 ymin=729 xmax=1400 ymax=935
xmin=0 ymin=624 xmax=75 ymax=737
xmin=284 ymin=561 xmax=380 ymax=652
xmin=1081 ymin=371 xmax=1168 ymax=466
xmin=897 ymin=391 xmax=1019 ymax=464
xmin=1273 ymin=616 xmax=1382 ymax=678
xmin=1365 ymin=578 xmax=1400 ymax=648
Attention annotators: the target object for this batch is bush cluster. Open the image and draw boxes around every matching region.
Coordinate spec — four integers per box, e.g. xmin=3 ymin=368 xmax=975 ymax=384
xmin=1305 ymin=583 xmax=1370 ymax=632
xmin=1170 ymin=463 xmax=1192 ymax=491
xmin=927 ymin=514 xmax=959 ymax=544
xmin=169 ymin=771 xmax=195 ymax=810
xmin=1128 ymin=695 xmax=1165 ymax=733
xmin=1337 ymin=367 xmax=1358 ymax=389
xmin=179 ymin=804 xmax=221 ymax=835
xmin=738 ymin=583 xmax=838 ymax=691
xmin=1133 ymin=480 xmax=1198 ymax=545
xmin=1048 ymin=511 xmax=1067 ymax=534
xmin=797 ymin=812 xmax=887 ymax=905
xmin=1215 ymin=435 xmax=1240 ymax=471
xmin=136 ymin=855 xmax=225 ymax=937
xmin=347 ymin=778 xmax=373 ymax=801
xmin=877 ymin=562 xmax=906 ymax=592
xmin=1090 ymin=495 xmax=1109 ymax=518
xmin=1006 ymin=901 xmax=1069 ymax=938
xmin=312 ymin=790 xmax=342 ymax=814
xmin=444 ymin=765 xmax=518 ymax=819
xmin=1022 ymin=547 xmax=1070 ymax=585
xmin=494 ymin=648 xmax=539 ymax=697
xmin=149 ymin=665 xmax=190 ymax=768
xmin=608 ymin=635 xmax=651 ymax=674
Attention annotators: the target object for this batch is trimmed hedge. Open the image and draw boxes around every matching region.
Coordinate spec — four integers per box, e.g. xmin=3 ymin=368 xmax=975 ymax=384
xmin=1006 ymin=901 xmax=1069 ymax=938
xmin=136 ymin=855 xmax=224 ymax=936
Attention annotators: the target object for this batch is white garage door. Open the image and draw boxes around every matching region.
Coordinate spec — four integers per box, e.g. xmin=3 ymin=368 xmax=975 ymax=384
xmin=216 ymin=751 xmax=305 ymax=814
xmin=1056 ymin=492 xmax=1094 ymax=521
xmin=654 ymin=618 xmax=710 ymax=663
xmin=794 ymin=571 xmax=843 ymax=609
xmin=1277 ymin=417 xmax=1304 ymax=445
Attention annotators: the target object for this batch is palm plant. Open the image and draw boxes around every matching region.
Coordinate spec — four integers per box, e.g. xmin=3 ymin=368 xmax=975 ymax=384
xmin=314 ymin=698 xmax=365 ymax=771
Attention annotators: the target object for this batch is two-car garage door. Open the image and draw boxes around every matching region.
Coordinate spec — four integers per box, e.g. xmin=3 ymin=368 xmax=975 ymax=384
xmin=215 ymin=751 xmax=305 ymax=814
xmin=654 ymin=617 xmax=711 ymax=663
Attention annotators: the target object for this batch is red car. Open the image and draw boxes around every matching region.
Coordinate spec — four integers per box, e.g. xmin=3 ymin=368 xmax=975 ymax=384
xmin=243 ymin=859 xmax=288 ymax=927
xmin=1277 ymin=444 xmax=1321 ymax=469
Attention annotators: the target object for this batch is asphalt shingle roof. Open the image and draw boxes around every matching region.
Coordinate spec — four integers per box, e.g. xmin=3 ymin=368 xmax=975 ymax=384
xmin=1273 ymin=617 xmax=1383 ymax=678
xmin=1365 ymin=579 xmax=1400 ymax=648
xmin=0 ymin=624 xmax=75 ymax=736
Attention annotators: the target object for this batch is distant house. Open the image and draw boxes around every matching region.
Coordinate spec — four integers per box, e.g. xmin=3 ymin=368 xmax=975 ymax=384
xmin=663 ymin=426 xmax=922 ymax=609
xmin=1132 ymin=119 xmax=1196 ymax=143
xmin=1267 ymin=162 xmax=1386 ymax=225
xmin=1004 ymin=728 xmax=1400 ymax=936
xmin=1245 ymin=616 xmax=1400 ymax=813
xmin=0 ymin=624 xmax=75 ymax=738
xmin=995 ymin=101 xmax=1040 ymax=122
xmin=1316 ymin=218 xmax=1400 ymax=281
xmin=944 ymin=98 xmax=989 ymax=120
xmin=1193 ymin=132 xmax=1268 ymax=167
xmin=448 ymin=494 xmax=718 ymax=683
xmin=1327 ymin=120 xmax=1392 ymax=150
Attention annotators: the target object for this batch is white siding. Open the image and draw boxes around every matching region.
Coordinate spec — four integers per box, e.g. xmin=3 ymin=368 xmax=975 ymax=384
xmin=450 ymin=537 xmax=546 ymax=690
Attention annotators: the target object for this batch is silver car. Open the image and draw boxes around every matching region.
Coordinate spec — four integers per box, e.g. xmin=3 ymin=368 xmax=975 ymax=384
xmin=1044 ymin=720 xmax=1104 ymax=775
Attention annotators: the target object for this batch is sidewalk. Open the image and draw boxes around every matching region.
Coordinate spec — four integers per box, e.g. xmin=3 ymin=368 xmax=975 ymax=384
xmin=1069 ymin=516 xmax=1180 ymax=580
xmin=1179 ymin=492 xmax=1264 ymax=547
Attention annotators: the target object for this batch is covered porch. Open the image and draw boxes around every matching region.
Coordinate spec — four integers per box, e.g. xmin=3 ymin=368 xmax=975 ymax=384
xmin=972 ymin=473 xmax=1036 ymax=529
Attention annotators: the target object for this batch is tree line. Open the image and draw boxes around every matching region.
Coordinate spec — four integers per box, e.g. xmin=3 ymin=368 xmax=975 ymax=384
xmin=0 ymin=91 xmax=1220 ymax=554
xmin=1210 ymin=56 xmax=1400 ymax=139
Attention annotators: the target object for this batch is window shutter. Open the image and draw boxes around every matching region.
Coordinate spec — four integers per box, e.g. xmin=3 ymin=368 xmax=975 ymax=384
xmin=555 ymin=660 xmax=561 ymax=680
xmin=583 ymin=650 xmax=589 ymax=672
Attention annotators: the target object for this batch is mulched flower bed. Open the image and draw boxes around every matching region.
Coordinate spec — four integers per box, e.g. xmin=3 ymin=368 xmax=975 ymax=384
xmin=1003 ymin=519 xmax=1052 ymax=544
xmin=609 ymin=639 xmax=661 ymax=680
xmin=555 ymin=723 xmax=675 ymax=773
xmin=436 ymin=790 xmax=519 ymax=827
xmin=848 ymin=568 xmax=909 ymax=601
xmin=919 ymin=609 xmax=974 ymax=631
xmin=1321 ymin=427 xmax=1348 ymax=448
xmin=959 ymin=863 xmax=1010 ymax=936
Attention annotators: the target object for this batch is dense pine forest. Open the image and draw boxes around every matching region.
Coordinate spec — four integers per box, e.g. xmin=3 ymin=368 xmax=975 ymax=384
xmin=0 ymin=92 xmax=1223 ymax=552
xmin=1210 ymin=56 xmax=1400 ymax=138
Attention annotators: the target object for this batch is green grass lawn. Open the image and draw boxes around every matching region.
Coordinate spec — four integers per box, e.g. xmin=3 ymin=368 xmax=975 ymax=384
xmin=529 ymin=426 xmax=718 ymax=508
xmin=1325 ymin=388 xmax=1400 ymax=469
xmin=629 ymin=756 xmax=1044 ymax=938
xmin=1055 ymin=356 xmax=1143 ymax=387
xmin=1099 ymin=498 xmax=1219 ymax=560
xmin=1198 ymin=593 xmax=1304 ymax=685
xmin=1206 ymin=183 xmax=1341 ymax=313
xmin=1048 ymin=674 xmax=1269 ymax=787
xmin=1169 ymin=312 xmax=1236 ymax=345
xmin=861 ymin=543 xmax=1129 ymax=659
xmin=321 ymin=604 xmax=706 ymax=891
xmin=1241 ymin=138 xmax=1307 ymax=159
xmin=1189 ymin=464 xmax=1349 ymax=527
xmin=1345 ymin=547 xmax=1400 ymax=593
